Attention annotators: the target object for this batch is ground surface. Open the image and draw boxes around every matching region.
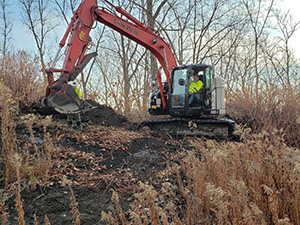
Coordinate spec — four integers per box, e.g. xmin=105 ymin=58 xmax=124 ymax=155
xmin=1 ymin=102 xmax=187 ymax=224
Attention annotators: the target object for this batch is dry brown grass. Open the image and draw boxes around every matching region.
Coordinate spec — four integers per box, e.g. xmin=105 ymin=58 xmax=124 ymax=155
xmin=102 ymin=128 xmax=299 ymax=224
xmin=177 ymin=128 xmax=299 ymax=224
xmin=102 ymin=183 xmax=172 ymax=225
xmin=0 ymin=90 xmax=19 ymax=188
xmin=21 ymin=114 xmax=53 ymax=188
xmin=44 ymin=215 xmax=50 ymax=225
xmin=0 ymin=99 xmax=53 ymax=224
xmin=33 ymin=212 xmax=38 ymax=225
xmin=111 ymin=190 xmax=128 ymax=225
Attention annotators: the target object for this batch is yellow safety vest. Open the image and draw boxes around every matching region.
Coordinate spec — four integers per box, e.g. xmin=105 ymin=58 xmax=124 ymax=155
xmin=189 ymin=80 xmax=203 ymax=93
xmin=75 ymin=87 xmax=83 ymax=99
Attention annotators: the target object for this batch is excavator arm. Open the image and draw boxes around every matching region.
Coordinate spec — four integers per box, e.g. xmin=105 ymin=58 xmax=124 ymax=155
xmin=43 ymin=0 xmax=177 ymax=114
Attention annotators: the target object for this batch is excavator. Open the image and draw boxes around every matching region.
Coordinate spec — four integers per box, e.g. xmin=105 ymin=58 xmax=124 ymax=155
xmin=42 ymin=0 xmax=234 ymax=138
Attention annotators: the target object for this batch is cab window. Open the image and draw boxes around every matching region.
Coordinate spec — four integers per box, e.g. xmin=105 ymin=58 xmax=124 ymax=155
xmin=171 ymin=69 xmax=187 ymax=108
xmin=205 ymin=68 xmax=214 ymax=89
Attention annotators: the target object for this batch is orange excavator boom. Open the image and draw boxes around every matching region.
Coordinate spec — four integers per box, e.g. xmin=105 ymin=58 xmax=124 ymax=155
xmin=43 ymin=0 xmax=177 ymax=114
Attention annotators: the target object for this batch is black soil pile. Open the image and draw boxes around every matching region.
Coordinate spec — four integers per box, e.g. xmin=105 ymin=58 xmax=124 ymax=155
xmin=83 ymin=100 xmax=129 ymax=128
xmin=0 ymin=101 xmax=186 ymax=225
xmin=26 ymin=99 xmax=130 ymax=128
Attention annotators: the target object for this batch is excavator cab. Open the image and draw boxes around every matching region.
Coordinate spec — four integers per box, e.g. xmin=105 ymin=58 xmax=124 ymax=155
xmin=170 ymin=64 xmax=215 ymax=117
xmin=150 ymin=64 xmax=225 ymax=118
xmin=148 ymin=64 xmax=233 ymax=137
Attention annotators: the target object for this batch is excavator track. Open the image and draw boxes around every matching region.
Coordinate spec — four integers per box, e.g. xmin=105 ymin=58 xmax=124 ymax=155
xmin=139 ymin=117 xmax=235 ymax=139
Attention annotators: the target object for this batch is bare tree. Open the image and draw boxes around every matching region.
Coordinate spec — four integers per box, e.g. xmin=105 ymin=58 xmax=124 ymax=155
xmin=130 ymin=0 xmax=170 ymax=75
xmin=242 ymin=0 xmax=274 ymax=98
xmin=52 ymin=0 xmax=81 ymax=24
xmin=126 ymin=0 xmax=176 ymax=113
xmin=0 ymin=0 xmax=12 ymax=57
xmin=19 ymin=0 xmax=59 ymax=87
xmin=80 ymin=26 xmax=106 ymax=100
xmin=262 ymin=9 xmax=300 ymax=89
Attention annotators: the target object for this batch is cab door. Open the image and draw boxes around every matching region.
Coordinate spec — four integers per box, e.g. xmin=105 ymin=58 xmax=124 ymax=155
xmin=203 ymin=67 xmax=214 ymax=108
xmin=170 ymin=68 xmax=188 ymax=109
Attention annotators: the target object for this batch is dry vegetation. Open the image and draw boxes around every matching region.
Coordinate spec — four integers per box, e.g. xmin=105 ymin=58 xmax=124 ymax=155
xmin=0 ymin=52 xmax=44 ymax=107
xmin=102 ymin=128 xmax=300 ymax=225
xmin=228 ymin=88 xmax=300 ymax=147
xmin=0 ymin=54 xmax=299 ymax=224
xmin=0 ymin=66 xmax=54 ymax=224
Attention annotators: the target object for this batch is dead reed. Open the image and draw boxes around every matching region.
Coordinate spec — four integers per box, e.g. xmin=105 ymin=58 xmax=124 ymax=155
xmin=69 ymin=186 xmax=81 ymax=225
xmin=44 ymin=215 xmax=50 ymax=225
xmin=14 ymin=154 xmax=25 ymax=225
xmin=0 ymin=92 xmax=19 ymax=188
xmin=0 ymin=201 xmax=8 ymax=225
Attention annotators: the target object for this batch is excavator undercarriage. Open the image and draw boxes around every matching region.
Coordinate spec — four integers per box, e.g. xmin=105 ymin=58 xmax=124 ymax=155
xmin=139 ymin=117 xmax=235 ymax=139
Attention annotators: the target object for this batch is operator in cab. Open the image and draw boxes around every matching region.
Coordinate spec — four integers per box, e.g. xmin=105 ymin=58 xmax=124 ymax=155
xmin=188 ymin=72 xmax=203 ymax=105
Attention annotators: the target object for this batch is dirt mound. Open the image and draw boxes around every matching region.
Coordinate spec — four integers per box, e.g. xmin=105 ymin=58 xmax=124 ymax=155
xmin=0 ymin=100 xmax=185 ymax=225
xmin=21 ymin=99 xmax=130 ymax=128
xmin=2 ymin=121 xmax=182 ymax=224
xmin=83 ymin=100 xmax=129 ymax=128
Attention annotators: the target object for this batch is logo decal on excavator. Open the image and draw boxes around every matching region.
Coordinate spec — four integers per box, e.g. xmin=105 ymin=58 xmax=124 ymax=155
xmin=113 ymin=19 xmax=138 ymax=36
xmin=79 ymin=31 xmax=85 ymax=41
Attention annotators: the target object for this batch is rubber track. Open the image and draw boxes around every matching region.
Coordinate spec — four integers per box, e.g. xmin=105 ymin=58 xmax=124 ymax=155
xmin=139 ymin=117 xmax=235 ymax=138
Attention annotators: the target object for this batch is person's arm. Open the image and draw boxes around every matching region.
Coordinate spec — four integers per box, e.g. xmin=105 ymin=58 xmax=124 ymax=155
xmin=195 ymin=81 xmax=203 ymax=92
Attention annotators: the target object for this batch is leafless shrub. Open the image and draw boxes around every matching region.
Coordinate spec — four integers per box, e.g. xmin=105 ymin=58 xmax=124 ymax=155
xmin=0 ymin=51 xmax=44 ymax=107
xmin=227 ymin=88 xmax=300 ymax=147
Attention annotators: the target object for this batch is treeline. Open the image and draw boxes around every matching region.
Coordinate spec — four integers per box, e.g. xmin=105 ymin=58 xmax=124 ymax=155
xmin=0 ymin=0 xmax=299 ymax=145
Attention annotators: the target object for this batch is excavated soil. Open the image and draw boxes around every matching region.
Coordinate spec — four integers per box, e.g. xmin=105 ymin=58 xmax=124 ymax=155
xmin=0 ymin=102 xmax=188 ymax=224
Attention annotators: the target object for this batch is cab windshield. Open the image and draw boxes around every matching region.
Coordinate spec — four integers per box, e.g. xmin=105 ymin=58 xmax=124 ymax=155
xmin=171 ymin=69 xmax=187 ymax=108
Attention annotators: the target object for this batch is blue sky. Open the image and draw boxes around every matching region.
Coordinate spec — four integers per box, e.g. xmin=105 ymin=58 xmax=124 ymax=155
xmin=7 ymin=0 xmax=68 ymax=55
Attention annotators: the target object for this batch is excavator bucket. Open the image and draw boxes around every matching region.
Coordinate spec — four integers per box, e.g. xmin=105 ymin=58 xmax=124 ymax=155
xmin=42 ymin=83 xmax=88 ymax=114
